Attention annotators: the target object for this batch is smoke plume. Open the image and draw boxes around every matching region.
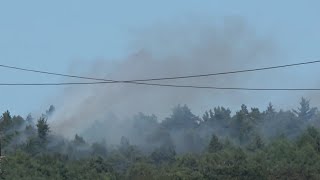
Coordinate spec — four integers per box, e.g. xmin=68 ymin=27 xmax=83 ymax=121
xmin=48 ymin=18 xmax=305 ymax=141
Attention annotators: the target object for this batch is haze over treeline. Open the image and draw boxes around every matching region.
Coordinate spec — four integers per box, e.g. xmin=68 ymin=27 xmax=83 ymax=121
xmin=1 ymin=98 xmax=320 ymax=179
xmin=43 ymin=18 xmax=320 ymax=138
xmin=1 ymin=18 xmax=320 ymax=179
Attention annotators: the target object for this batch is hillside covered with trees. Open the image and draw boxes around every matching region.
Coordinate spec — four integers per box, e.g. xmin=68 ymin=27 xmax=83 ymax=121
xmin=1 ymin=98 xmax=320 ymax=179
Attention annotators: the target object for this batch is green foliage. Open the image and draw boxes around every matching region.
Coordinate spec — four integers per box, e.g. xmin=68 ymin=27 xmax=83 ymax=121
xmin=1 ymin=98 xmax=320 ymax=179
xmin=294 ymin=97 xmax=317 ymax=121
xmin=150 ymin=144 xmax=176 ymax=164
xmin=36 ymin=116 xmax=50 ymax=141
xmin=213 ymin=106 xmax=231 ymax=121
xmin=0 ymin=111 xmax=12 ymax=131
xmin=126 ymin=162 xmax=156 ymax=180
xmin=162 ymin=105 xmax=200 ymax=130
xmin=231 ymin=104 xmax=255 ymax=144
xmin=250 ymin=134 xmax=264 ymax=151
xmin=92 ymin=142 xmax=107 ymax=157
xmin=266 ymin=102 xmax=275 ymax=115
xmin=208 ymin=134 xmax=223 ymax=153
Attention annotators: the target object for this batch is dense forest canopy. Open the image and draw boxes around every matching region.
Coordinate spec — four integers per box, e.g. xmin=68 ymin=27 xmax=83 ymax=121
xmin=1 ymin=97 xmax=320 ymax=179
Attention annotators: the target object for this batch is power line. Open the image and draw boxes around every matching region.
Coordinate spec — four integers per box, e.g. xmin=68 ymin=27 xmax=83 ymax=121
xmin=0 ymin=64 xmax=113 ymax=82
xmin=0 ymin=60 xmax=319 ymax=83
xmin=123 ymin=60 xmax=320 ymax=82
xmin=0 ymin=81 xmax=320 ymax=91
xmin=0 ymin=60 xmax=319 ymax=91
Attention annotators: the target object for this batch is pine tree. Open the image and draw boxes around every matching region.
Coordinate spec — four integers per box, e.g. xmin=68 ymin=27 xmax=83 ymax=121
xmin=202 ymin=111 xmax=210 ymax=122
xmin=26 ymin=113 xmax=34 ymax=125
xmin=46 ymin=105 xmax=55 ymax=117
xmin=266 ymin=102 xmax=275 ymax=115
xmin=208 ymin=134 xmax=223 ymax=153
xmin=0 ymin=111 xmax=12 ymax=131
xmin=293 ymin=97 xmax=317 ymax=121
xmin=73 ymin=134 xmax=86 ymax=145
xmin=233 ymin=104 xmax=253 ymax=144
xmin=36 ymin=116 xmax=50 ymax=141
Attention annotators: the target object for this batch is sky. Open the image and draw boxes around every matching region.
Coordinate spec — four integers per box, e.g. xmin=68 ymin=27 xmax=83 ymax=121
xmin=0 ymin=0 xmax=320 ymax=118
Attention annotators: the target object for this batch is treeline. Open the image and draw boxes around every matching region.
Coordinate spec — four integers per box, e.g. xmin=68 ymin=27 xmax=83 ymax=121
xmin=1 ymin=98 xmax=320 ymax=179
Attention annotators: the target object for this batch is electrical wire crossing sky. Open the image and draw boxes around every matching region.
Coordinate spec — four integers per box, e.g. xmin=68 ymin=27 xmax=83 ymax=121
xmin=0 ymin=60 xmax=319 ymax=91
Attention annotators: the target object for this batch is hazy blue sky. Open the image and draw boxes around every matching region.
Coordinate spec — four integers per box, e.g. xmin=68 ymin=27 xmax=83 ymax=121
xmin=0 ymin=1 xmax=320 ymax=116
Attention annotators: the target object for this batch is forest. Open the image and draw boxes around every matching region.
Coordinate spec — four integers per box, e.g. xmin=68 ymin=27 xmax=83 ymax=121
xmin=1 ymin=97 xmax=320 ymax=179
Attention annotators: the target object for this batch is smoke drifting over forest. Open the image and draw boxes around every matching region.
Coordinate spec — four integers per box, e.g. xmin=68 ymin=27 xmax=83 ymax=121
xmin=46 ymin=18 xmax=318 ymax=143
xmin=2 ymin=17 xmax=320 ymax=180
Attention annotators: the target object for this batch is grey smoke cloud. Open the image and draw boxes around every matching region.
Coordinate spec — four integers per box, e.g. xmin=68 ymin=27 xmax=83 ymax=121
xmin=48 ymin=18 xmax=314 ymax=139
